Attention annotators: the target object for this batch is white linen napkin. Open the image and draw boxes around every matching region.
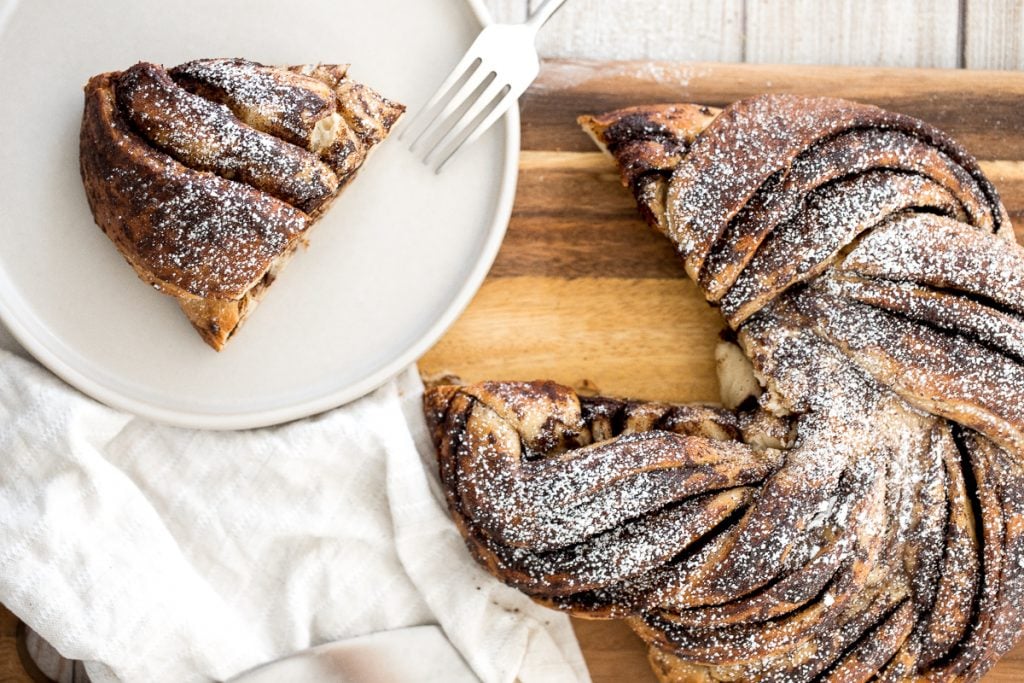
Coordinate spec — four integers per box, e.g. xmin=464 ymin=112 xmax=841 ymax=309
xmin=0 ymin=330 xmax=589 ymax=683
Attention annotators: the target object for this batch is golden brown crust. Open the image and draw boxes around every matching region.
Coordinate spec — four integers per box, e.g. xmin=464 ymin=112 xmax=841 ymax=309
xmin=425 ymin=95 xmax=1024 ymax=681
xmin=579 ymin=105 xmax=720 ymax=236
xmin=176 ymin=238 xmax=299 ymax=349
xmin=79 ymin=59 xmax=404 ymax=351
xmin=579 ymin=104 xmax=720 ymax=186
xmin=79 ymin=71 xmax=309 ymax=303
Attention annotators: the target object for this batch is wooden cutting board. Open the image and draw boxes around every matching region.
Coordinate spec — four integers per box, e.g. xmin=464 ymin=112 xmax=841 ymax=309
xmin=420 ymin=59 xmax=1024 ymax=682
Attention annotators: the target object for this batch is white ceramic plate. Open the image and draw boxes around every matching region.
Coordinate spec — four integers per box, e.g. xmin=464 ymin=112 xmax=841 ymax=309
xmin=0 ymin=0 xmax=517 ymax=429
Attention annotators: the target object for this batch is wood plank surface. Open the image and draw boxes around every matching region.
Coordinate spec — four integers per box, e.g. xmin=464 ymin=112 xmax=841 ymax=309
xmin=0 ymin=607 xmax=38 ymax=683
xmin=528 ymin=0 xmax=745 ymax=63
xmin=487 ymin=0 xmax=1024 ymax=69
xmin=419 ymin=59 xmax=1024 ymax=682
xmin=965 ymin=0 xmax=1024 ymax=70
xmin=745 ymin=0 xmax=961 ymax=67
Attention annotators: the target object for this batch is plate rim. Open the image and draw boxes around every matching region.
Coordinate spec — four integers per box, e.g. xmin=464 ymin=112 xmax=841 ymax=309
xmin=0 ymin=0 xmax=519 ymax=430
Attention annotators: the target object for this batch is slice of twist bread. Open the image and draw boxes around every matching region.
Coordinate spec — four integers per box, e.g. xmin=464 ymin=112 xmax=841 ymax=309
xmin=80 ymin=58 xmax=403 ymax=350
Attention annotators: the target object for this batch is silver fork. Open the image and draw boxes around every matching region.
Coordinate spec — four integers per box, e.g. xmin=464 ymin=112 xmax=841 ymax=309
xmin=400 ymin=0 xmax=569 ymax=172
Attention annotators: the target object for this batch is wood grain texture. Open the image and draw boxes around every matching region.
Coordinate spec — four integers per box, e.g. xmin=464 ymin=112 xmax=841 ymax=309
xmin=518 ymin=60 xmax=1024 ymax=160
xmin=571 ymin=620 xmax=656 ymax=683
xmin=0 ymin=607 xmax=36 ymax=683
xmin=421 ymin=275 xmax=724 ymax=403
xmin=745 ymin=0 xmax=961 ymax=67
xmin=419 ymin=59 xmax=1024 ymax=682
xmin=965 ymin=0 xmax=1024 ymax=69
xmin=526 ymin=0 xmax=745 ymax=63
xmin=485 ymin=0 xmax=1024 ymax=69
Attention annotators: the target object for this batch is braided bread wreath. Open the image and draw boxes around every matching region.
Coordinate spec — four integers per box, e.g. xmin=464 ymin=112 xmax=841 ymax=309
xmin=423 ymin=94 xmax=1024 ymax=682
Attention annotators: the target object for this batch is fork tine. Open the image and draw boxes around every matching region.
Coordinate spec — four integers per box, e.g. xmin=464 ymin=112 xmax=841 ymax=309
xmin=410 ymin=64 xmax=495 ymax=154
xmin=423 ymin=78 xmax=508 ymax=166
xmin=398 ymin=49 xmax=482 ymax=142
xmin=433 ymin=86 xmax=517 ymax=173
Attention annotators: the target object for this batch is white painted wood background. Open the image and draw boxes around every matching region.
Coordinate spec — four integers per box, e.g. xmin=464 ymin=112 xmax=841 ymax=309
xmin=484 ymin=0 xmax=1024 ymax=69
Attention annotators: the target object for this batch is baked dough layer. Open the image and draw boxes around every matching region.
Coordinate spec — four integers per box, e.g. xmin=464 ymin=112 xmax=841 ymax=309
xmin=79 ymin=59 xmax=403 ymax=350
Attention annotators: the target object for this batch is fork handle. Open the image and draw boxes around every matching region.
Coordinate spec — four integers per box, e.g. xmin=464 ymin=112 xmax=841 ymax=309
xmin=526 ymin=0 xmax=569 ymax=32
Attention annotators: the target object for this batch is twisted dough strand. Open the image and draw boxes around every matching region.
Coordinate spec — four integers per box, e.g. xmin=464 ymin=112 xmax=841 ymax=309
xmin=425 ymin=95 xmax=1024 ymax=681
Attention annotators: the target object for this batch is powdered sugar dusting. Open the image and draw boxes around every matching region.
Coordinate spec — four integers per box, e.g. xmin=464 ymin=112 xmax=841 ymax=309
xmin=427 ymin=93 xmax=1024 ymax=680
xmin=170 ymin=58 xmax=336 ymax=146
xmin=117 ymin=63 xmax=338 ymax=213
xmin=104 ymin=152 xmax=306 ymax=298
xmin=81 ymin=58 xmax=395 ymax=302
